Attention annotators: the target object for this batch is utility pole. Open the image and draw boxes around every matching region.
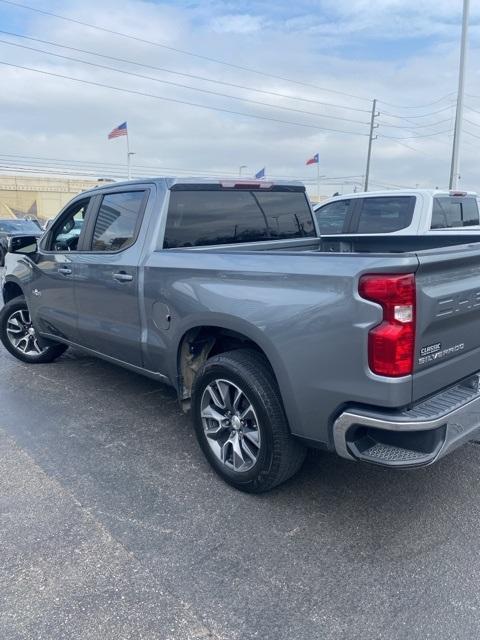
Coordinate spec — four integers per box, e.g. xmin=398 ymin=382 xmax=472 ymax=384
xmin=364 ymin=99 xmax=379 ymax=191
xmin=449 ymin=0 xmax=470 ymax=190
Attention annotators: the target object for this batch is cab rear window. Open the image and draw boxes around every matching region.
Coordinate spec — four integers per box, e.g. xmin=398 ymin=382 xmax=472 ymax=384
xmin=356 ymin=196 xmax=415 ymax=233
xmin=163 ymin=190 xmax=315 ymax=248
xmin=431 ymin=197 xmax=479 ymax=229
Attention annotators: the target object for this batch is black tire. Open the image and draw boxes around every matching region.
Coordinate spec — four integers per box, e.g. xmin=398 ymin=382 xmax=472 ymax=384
xmin=192 ymin=349 xmax=306 ymax=493
xmin=0 ymin=295 xmax=68 ymax=363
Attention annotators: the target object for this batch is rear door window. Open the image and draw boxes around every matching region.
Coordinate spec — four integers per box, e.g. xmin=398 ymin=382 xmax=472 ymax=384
xmin=431 ymin=197 xmax=479 ymax=229
xmin=91 ymin=191 xmax=146 ymax=252
xmin=356 ymin=196 xmax=415 ymax=233
xmin=314 ymin=200 xmax=352 ymax=234
xmin=163 ymin=189 xmax=315 ymax=248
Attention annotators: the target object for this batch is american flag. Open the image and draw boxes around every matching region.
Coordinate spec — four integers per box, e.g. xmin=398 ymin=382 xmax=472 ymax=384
xmin=108 ymin=121 xmax=128 ymax=140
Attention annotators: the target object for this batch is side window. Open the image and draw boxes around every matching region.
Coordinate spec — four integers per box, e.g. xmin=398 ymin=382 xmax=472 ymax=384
xmin=50 ymin=199 xmax=90 ymax=251
xmin=431 ymin=197 xmax=480 ymax=229
xmin=315 ymin=200 xmax=351 ymax=234
xmin=91 ymin=191 xmax=145 ymax=252
xmin=356 ymin=196 xmax=415 ymax=233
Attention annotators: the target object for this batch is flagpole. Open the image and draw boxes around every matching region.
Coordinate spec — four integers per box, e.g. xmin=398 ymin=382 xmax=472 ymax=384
xmin=126 ymin=131 xmax=131 ymax=180
xmin=317 ymin=161 xmax=320 ymax=203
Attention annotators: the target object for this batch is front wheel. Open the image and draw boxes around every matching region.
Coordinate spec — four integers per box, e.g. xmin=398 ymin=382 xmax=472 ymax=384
xmin=0 ymin=296 xmax=68 ymax=363
xmin=192 ymin=349 xmax=306 ymax=493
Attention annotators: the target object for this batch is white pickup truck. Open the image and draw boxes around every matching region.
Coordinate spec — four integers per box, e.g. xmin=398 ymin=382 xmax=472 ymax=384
xmin=313 ymin=189 xmax=480 ymax=236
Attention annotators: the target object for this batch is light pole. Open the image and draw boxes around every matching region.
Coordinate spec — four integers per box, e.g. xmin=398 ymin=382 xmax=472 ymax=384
xmin=449 ymin=0 xmax=470 ymax=190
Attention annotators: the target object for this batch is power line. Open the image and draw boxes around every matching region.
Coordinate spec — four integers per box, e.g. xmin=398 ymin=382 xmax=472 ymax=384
xmin=380 ymin=129 xmax=452 ymax=140
xmin=0 ymin=0 xmax=373 ymax=104
xmin=377 ymin=136 xmax=425 ymax=154
xmin=377 ymin=135 xmax=450 ymax=160
xmin=0 ymin=154 xmax=237 ymax=176
xmin=0 ymin=29 xmax=373 ymax=115
xmin=0 ymin=153 xmax=364 ymax=182
xmin=378 ymin=93 xmax=456 ymax=110
xmin=0 ymin=61 xmax=371 ymax=136
xmin=0 ymin=162 xmax=364 ymax=185
xmin=464 ymin=103 xmax=480 ymax=116
xmin=0 ymin=39 xmax=371 ymax=127
xmin=464 ymin=118 xmax=480 ymax=130
xmin=463 ymin=129 xmax=480 ymax=141
xmin=379 ymin=104 xmax=454 ymax=121
xmin=377 ymin=117 xmax=453 ymax=130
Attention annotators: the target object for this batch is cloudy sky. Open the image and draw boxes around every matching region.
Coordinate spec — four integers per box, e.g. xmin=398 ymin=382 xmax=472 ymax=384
xmin=0 ymin=0 xmax=479 ymax=196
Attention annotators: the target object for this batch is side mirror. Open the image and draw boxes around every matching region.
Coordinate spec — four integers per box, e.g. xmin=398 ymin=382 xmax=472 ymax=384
xmin=8 ymin=235 xmax=38 ymax=255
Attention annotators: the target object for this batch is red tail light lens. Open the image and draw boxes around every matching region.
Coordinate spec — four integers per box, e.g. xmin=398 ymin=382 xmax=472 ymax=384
xmin=359 ymin=273 xmax=416 ymax=377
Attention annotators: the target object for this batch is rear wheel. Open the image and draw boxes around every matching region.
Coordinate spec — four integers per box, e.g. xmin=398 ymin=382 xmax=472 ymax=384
xmin=0 ymin=296 xmax=67 ymax=363
xmin=192 ymin=349 xmax=306 ymax=493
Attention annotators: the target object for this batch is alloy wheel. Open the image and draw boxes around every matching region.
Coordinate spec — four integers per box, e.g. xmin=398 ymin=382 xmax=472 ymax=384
xmin=200 ymin=378 xmax=261 ymax=473
xmin=6 ymin=309 xmax=46 ymax=356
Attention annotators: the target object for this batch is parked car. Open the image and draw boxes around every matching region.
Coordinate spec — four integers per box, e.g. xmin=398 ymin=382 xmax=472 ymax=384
xmin=3 ymin=178 xmax=480 ymax=493
xmin=314 ymin=189 xmax=480 ymax=235
xmin=0 ymin=218 xmax=42 ymax=267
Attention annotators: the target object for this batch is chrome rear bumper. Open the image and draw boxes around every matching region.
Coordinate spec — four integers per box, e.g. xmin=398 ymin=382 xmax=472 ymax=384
xmin=333 ymin=373 xmax=480 ymax=467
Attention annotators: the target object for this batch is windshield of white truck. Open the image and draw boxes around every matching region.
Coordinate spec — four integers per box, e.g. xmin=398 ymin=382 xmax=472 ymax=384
xmin=163 ymin=189 xmax=315 ymax=248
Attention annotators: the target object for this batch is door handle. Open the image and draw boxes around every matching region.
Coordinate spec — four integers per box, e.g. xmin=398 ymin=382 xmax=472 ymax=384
xmin=58 ymin=266 xmax=72 ymax=275
xmin=113 ymin=271 xmax=133 ymax=282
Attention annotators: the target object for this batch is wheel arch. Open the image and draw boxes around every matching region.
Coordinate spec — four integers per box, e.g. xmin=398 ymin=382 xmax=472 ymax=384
xmin=2 ymin=279 xmax=23 ymax=304
xmin=175 ymin=319 xmax=295 ymax=424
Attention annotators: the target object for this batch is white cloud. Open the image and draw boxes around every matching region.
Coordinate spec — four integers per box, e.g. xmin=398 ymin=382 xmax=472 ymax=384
xmin=211 ymin=14 xmax=263 ymax=34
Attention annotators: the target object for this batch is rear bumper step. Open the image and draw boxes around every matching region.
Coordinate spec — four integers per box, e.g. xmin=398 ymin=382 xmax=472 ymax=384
xmin=333 ymin=372 xmax=480 ymax=468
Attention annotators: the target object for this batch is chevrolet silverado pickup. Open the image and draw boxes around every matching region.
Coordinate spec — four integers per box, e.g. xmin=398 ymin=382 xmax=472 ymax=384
xmin=3 ymin=177 xmax=480 ymax=493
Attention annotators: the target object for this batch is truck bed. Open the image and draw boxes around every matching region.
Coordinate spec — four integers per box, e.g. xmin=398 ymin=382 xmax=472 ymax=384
xmin=319 ymin=234 xmax=480 ymax=253
xmin=169 ymin=233 xmax=480 ymax=409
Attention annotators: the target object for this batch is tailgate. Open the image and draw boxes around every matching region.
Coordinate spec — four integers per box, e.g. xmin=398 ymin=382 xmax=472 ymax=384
xmin=413 ymin=243 xmax=480 ymax=401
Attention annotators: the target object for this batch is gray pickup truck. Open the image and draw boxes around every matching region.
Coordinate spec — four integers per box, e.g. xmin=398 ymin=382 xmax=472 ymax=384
xmin=3 ymin=177 xmax=480 ymax=493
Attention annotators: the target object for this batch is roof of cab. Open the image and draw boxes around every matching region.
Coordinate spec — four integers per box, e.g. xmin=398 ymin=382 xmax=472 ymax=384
xmin=81 ymin=176 xmax=305 ymax=196
xmin=327 ymin=188 xmax=477 ymax=199
xmin=313 ymin=188 xmax=478 ymax=209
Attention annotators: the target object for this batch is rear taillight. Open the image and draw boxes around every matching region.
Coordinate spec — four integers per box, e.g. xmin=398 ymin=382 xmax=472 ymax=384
xmin=359 ymin=273 xmax=416 ymax=377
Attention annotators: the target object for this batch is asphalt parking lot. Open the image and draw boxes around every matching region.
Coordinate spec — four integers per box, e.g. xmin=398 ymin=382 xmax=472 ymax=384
xmin=2 ymin=297 xmax=480 ymax=638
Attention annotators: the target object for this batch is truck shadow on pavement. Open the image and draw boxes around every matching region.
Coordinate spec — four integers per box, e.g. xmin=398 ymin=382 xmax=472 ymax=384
xmin=4 ymin=348 xmax=477 ymax=544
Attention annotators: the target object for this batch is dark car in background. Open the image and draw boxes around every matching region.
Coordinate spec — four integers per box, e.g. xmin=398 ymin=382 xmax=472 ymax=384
xmin=0 ymin=219 xmax=43 ymax=266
